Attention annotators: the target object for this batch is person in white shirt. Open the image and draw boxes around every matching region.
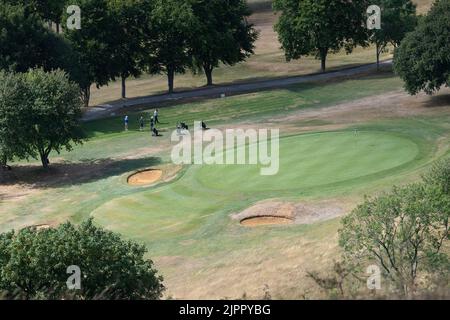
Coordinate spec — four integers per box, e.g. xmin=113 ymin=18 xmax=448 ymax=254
xmin=154 ymin=109 xmax=160 ymax=124
xmin=124 ymin=115 xmax=129 ymax=131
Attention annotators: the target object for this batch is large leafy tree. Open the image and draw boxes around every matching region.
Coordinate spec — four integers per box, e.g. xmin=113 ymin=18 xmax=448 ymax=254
xmin=189 ymin=0 xmax=258 ymax=86
xmin=369 ymin=0 xmax=417 ymax=69
xmin=107 ymin=0 xmax=155 ymax=99
xmin=0 ymin=69 xmax=83 ymax=169
xmin=0 ymin=3 xmax=74 ymax=74
xmin=273 ymin=0 xmax=369 ymax=72
xmin=0 ymin=71 xmax=30 ymax=168
xmin=394 ymin=0 xmax=450 ymax=95
xmin=151 ymin=0 xmax=197 ymax=93
xmin=63 ymin=0 xmax=120 ymax=107
xmin=0 ymin=219 xmax=165 ymax=300
xmin=25 ymin=69 xmax=84 ymax=168
xmin=1 ymin=0 xmax=67 ymax=30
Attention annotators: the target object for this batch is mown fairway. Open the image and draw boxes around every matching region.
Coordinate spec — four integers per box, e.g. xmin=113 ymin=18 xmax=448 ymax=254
xmin=92 ymin=130 xmax=424 ymax=255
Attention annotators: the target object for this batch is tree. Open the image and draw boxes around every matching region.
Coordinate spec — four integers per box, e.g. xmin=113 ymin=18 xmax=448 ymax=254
xmin=273 ymin=0 xmax=369 ymax=72
xmin=151 ymin=0 xmax=197 ymax=93
xmin=0 ymin=71 xmax=30 ymax=168
xmin=26 ymin=69 xmax=84 ymax=168
xmin=37 ymin=0 xmax=67 ymax=32
xmin=63 ymin=0 xmax=121 ymax=107
xmin=0 ymin=219 xmax=165 ymax=299
xmin=339 ymin=180 xmax=449 ymax=296
xmin=393 ymin=0 xmax=450 ymax=95
xmin=0 ymin=3 xmax=74 ymax=73
xmin=189 ymin=0 xmax=258 ymax=86
xmin=1 ymin=0 xmax=67 ymax=32
xmin=0 ymin=69 xmax=84 ymax=169
xmin=369 ymin=0 xmax=417 ymax=70
xmin=423 ymin=158 xmax=450 ymax=195
xmin=107 ymin=0 xmax=155 ymax=99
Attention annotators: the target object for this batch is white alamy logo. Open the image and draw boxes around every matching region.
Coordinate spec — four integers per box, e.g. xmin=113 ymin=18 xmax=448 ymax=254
xmin=366 ymin=265 xmax=382 ymax=290
xmin=367 ymin=5 xmax=381 ymax=30
xmin=171 ymin=122 xmax=280 ymax=176
xmin=66 ymin=5 xmax=81 ymax=30
xmin=66 ymin=265 xmax=81 ymax=290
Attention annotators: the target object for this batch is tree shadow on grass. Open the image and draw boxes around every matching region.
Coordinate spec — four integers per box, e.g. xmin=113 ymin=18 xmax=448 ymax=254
xmin=422 ymin=92 xmax=450 ymax=109
xmin=0 ymin=156 xmax=162 ymax=189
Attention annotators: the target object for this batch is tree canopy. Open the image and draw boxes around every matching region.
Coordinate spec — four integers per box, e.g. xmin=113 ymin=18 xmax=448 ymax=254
xmin=0 ymin=219 xmax=165 ymax=299
xmin=1 ymin=0 xmax=67 ymax=28
xmin=62 ymin=0 xmax=120 ymax=107
xmin=0 ymin=71 xmax=30 ymax=167
xmin=339 ymin=159 xmax=450 ymax=296
xmin=189 ymin=0 xmax=258 ymax=86
xmin=273 ymin=0 xmax=369 ymax=72
xmin=150 ymin=0 xmax=197 ymax=93
xmin=107 ymin=0 xmax=155 ymax=99
xmin=0 ymin=69 xmax=83 ymax=169
xmin=369 ymin=0 xmax=417 ymax=69
xmin=394 ymin=0 xmax=450 ymax=95
xmin=0 ymin=3 xmax=74 ymax=74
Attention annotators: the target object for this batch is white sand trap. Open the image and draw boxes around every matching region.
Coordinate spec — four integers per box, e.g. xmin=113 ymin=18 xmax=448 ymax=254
xmin=128 ymin=169 xmax=163 ymax=186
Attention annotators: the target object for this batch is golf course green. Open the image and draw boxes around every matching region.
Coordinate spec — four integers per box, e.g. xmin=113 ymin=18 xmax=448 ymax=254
xmin=92 ymin=130 xmax=422 ymax=251
xmin=196 ymin=131 xmax=419 ymax=192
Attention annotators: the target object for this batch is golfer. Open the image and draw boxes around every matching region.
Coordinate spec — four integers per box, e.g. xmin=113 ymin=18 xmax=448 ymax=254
xmin=139 ymin=116 xmax=145 ymax=131
xmin=154 ymin=109 xmax=160 ymax=124
xmin=150 ymin=116 xmax=155 ymax=132
xmin=124 ymin=115 xmax=129 ymax=131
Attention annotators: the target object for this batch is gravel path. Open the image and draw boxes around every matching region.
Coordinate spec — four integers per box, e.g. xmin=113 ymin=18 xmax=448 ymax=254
xmin=83 ymin=60 xmax=392 ymax=121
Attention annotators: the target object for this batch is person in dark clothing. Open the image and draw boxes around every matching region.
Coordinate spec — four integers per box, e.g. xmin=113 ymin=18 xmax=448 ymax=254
xmin=139 ymin=116 xmax=145 ymax=131
xmin=150 ymin=116 xmax=155 ymax=131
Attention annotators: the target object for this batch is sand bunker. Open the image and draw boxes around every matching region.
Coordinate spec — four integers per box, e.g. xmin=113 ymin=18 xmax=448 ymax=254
xmin=128 ymin=169 xmax=163 ymax=186
xmin=233 ymin=200 xmax=345 ymax=227
xmin=240 ymin=216 xmax=294 ymax=227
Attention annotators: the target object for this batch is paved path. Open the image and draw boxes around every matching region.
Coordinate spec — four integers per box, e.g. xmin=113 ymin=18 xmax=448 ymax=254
xmin=83 ymin=60 xmax=392 ymax=121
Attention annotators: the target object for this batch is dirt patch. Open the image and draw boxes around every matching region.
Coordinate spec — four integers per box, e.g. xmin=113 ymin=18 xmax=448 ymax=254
xmin=233 ymin=200 xmax=345 ymax=227
xmin=21 ymin=223 xmax=54 ymax=231
xmin=32 ymin=224 xmax=51 ymax=231
xmin=128 ymin=169 xmax=163 ymax=186
xmin=277 ymin=88 xmax=450 ymax=127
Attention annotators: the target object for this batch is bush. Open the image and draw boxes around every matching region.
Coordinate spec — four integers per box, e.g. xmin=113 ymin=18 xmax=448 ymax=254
xmin=309 ymin=158 xmax=450 ymax=298
xmin=0 ymin=219 xmax=165 ymax=300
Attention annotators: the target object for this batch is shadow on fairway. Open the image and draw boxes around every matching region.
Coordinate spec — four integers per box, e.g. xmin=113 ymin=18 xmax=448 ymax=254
xmin=0 ymin=157 xmax=162 ymax=189
xmin=423 ymin=93 xmax=450 ymax=109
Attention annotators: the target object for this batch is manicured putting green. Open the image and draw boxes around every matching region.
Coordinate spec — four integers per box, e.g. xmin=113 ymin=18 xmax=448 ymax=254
xmin=195 ymin=131 xmax=419 ymax=192
xmin=92 ymin=131 xmax=420 ymax=247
